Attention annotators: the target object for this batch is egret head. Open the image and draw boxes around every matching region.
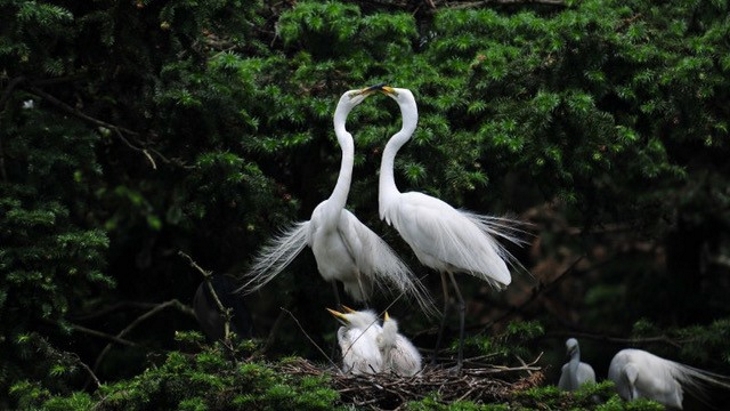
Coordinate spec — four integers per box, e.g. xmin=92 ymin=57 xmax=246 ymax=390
xmin=339 ymin=85 xmax=378 ymax=109
xmin=382 ymin=311 xmax=398 ymax=333
xmin=377 ymin=85 xmax=414 ymax=102
xmin=326 ymin=307 xmax=380 ymax=329
xmin=565 ymin=338 xmax=579 ymax=357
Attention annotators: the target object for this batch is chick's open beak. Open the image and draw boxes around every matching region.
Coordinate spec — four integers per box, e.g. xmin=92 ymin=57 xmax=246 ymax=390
xmin=326 ymin=308 xmax=349 ymax=324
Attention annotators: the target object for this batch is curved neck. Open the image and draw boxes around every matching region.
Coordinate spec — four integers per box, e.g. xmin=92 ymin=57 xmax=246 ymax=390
xmin=379 ymin=98 xmax=418 ymax=214
xmin=568 ymin=351 xmax=580 ymax=389
xmin=330 ymin=106 xmax=355 ymax=209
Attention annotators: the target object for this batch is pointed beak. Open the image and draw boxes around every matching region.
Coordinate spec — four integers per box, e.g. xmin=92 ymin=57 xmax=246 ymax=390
xmin=326 ymin=308 xmax=349 ymax=324
xmin=340 ymin=305 xmax=356 ymax=313
xmin=379 ymin=85 xmax=397 ymax=96
xmin=384 ymin=311 xmax=390 ymax=321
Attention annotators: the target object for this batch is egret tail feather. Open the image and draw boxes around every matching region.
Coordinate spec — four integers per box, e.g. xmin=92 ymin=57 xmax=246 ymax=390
xmin=237 ymin=221 xmax=309 ymax=293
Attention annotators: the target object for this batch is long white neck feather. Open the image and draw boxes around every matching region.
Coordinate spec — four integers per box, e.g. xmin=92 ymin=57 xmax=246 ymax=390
xmin=379 ymin=94 xmax=418 ymax=220
xmin=330 ymin=103 xmax=355 ymax=210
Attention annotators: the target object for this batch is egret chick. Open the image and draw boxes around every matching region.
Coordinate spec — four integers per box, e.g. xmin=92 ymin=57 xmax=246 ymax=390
xmin=375 ymin=85 xmax=526 ymax=369
xmin=558 ymin=338 xmax=595 ymax=391
xmin=377 ymin=312 xmax=422 ymax=377
xmin=238 ymin=86 xmax=434 ymax=315
xmin=609 ymin=348 xmax=730 ymax=409
xmin=327 ymin=307 xmax=383 ymax=375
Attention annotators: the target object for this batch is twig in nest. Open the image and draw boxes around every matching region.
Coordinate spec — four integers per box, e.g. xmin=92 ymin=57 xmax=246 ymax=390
xmin=276 ymin=355 xmax=543 ymax=409
xmin=281 ymin=307 xmax=341 ymax=372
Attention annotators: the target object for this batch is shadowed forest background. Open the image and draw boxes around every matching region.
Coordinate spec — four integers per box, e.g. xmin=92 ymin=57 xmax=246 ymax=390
xmin=2 ymin=0 xmax=730 ymax=409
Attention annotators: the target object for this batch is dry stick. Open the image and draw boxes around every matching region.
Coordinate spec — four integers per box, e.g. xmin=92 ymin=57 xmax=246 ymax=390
xmin=255 ymin=307 xmax=288 ymax=358
xmin=92 ymin=299 xmax=191 ymax=374
xmin=281 ymin=307 xmax=341 ymax=372
xmin=479 ymin=254 xmax=585 ymax=334
xmin=71 ymin=300 xmax=195 ymax=322
xmin=27 ymin=85 xmax=169 ymax=169
xmin=178 ymin=250 xmax=236 ymax=341
xmin=73 ymin=353 xmax=102 ymax=389
xmin=546 ymin=330 xmax=687 ymax=350
xmin=66 ymin=322 xmax=139 ymax=347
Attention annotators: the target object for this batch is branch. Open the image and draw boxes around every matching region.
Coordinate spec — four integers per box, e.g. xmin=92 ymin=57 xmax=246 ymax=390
xmin=547 ymin=330 xmax=687 ymax=350
xmin=0 ymin=76 xmax=27 ymax=182
xmin=67 ymin=322 xmax=139 ymax=347
xmin=479 ymin=255 xmax=585 ymax=333
xmin=281 ymin=307 xmax=341 ymax=372
xmin=178 ymin=250 xmax=237 ymax=341
xmin=26 ymin=85 xmax=169 ymax=169
xmin=92 ymin=299 xmax=193 ymax=374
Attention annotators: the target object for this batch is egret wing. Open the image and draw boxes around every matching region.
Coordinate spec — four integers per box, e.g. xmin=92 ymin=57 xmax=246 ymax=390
xmin=339 ymin=209 xmax=437 ymax=316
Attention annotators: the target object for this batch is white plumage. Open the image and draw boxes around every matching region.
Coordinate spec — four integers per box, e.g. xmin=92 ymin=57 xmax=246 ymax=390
xmin=377 ymin=312 xmax=422 ymax=377
xmin=238 ymin=87 xmax=434 ymax=314
xmin=328 ymin=308 xmax=383 ymax=375
xmin=558 ymin=338 xmax=595 ymax=391
xmin=608 ymin=348 xmax=730 ymax=409
xmin=376 ymin=86 xmax=525 ymax=368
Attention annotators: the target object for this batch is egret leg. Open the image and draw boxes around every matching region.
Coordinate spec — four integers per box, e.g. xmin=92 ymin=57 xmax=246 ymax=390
xmin=331 ymin=282 xmax=342 ymax=359
xmin=355 ymin=270 xmax=371 ymax=309
xmin=432 ymin=271 xmax=452 ymax=365
xmin=447 ymin=271 xmax=465 ymax=371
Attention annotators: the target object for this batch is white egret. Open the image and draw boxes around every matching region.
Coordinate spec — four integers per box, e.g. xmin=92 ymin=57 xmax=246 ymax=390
xmin=377 ymin=311 xmax=422 ymax=377
xmin=558 ymin=338 xmax=595 ymax=391
xmin=375 ymin=85 xmax=525 ymax=369
xmin=327 ymin=307 xmax=383 ymax=375
xmin=238 ymin=87 xmax=434 ymax=314
xmin=608 ymin=348 xmax=730 ymax=409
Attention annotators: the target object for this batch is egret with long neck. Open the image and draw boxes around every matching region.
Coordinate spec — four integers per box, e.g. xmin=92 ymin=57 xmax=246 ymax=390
xmin=239 ymin=87 xmax=434 ymax=314
xmin=376 ymin=86 xmax=525 ymax=370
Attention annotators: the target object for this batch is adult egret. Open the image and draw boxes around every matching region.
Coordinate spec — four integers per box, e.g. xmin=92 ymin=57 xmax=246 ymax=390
xmin=238 ymin=87 xmax=434 ymax=314
xmin=608 ymin=348 xmax=730 ymax=409
xmin=375 ymin=86 xmax=525 ymax=369
xmin=377 ymin=311 xmax=422 ymax=377
xmin=558 ymin=338 xmax=595 ymax=391
xmin=327 ymin=307 xmax=383 ymax=375
xmin=193 ymin=274 xmax=253 ymax=342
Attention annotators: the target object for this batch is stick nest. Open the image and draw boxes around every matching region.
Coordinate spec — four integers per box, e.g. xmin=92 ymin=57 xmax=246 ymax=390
xmin=276 ymin=356 xmax=544 ymax=410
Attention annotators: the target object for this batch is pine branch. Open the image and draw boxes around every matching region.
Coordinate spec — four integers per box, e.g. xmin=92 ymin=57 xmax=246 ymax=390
xmin=441 ymin=0 xmax=566 ymax=8
xmin=0 ymin=76 xmax=27 ymax=182
xmin=26 ymin=85 xmax=170 ymax=169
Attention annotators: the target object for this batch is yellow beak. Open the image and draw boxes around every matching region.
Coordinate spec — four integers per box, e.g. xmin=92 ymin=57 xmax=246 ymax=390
xmin=384 ymin=311 xmax=391 ymax=321
xmin=326 ymin=308 xmax=349 ymax=323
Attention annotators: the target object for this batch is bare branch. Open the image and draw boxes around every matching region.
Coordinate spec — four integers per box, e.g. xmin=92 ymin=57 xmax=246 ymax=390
xmin=26 ymin=85 xmax=170 ymax=168
xmin=92 ymin=299 xmax=193 ymax=374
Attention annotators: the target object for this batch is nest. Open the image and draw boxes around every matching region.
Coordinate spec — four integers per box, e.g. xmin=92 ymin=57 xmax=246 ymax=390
xmin=276 ymin=356 xmax=545 ymax=410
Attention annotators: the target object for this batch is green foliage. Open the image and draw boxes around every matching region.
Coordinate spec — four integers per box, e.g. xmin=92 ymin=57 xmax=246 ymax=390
xmin=463 ymin=321 xmax=545 ymax=361
xmin=514 ymin=381 xmax=664 ymax=411
xmin=12 ymin=340 xmax=341 ymax=411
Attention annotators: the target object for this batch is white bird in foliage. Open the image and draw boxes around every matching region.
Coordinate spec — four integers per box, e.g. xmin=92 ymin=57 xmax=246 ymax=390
xmin=608 ymin=348 xmax=730 ymax=409
xmin=558 ymin=338 xmax=595 ymax=391
xmin=238 ymin=87 xmax=434 ymax=314
xmin=375 ymin=85 xmax=525 ymax=369
xmin=377 ymin=311 xmax=422 ymax=377
xmin=327 ymin=307 xmax=383 ymax=375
